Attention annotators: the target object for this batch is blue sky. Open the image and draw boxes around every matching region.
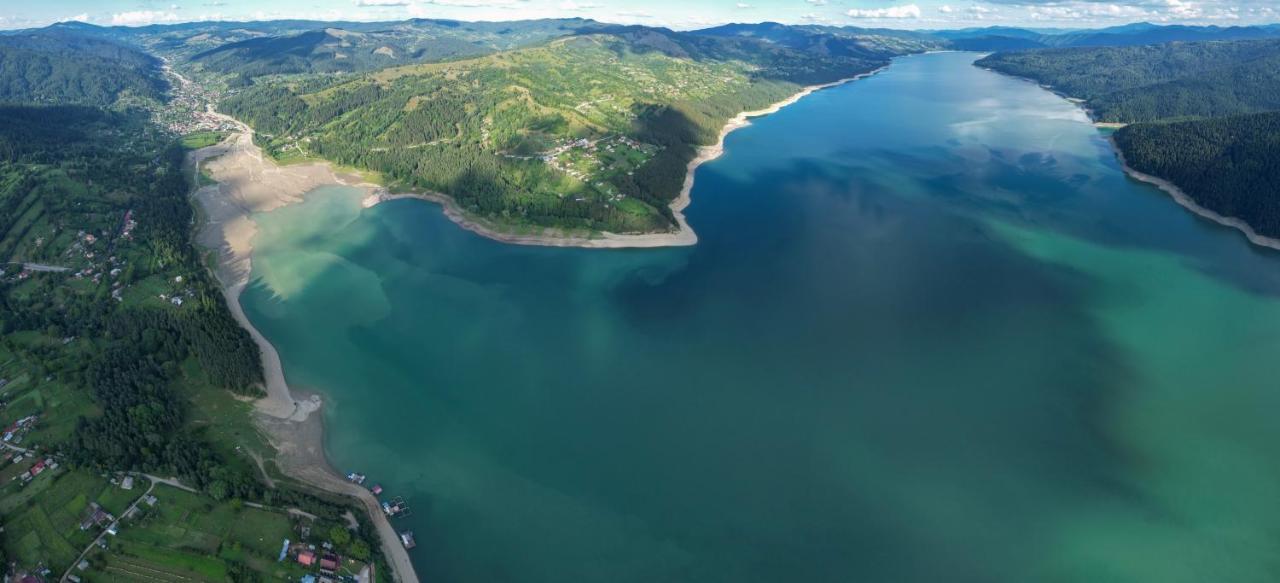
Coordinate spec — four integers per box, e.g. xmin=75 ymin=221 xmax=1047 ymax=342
xmin=0 ymin=0 xmax=1274 ymax=30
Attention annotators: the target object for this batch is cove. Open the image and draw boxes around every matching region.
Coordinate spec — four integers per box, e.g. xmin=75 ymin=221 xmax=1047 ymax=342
xmin=241 ymin=52 xmax=1280 ymax=582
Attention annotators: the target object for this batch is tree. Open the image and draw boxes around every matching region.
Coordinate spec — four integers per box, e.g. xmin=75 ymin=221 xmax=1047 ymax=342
xmin=208 ymin=480 xmax=229 ymax=501
xmin=329 ymin=525 xmax=352 ymax=547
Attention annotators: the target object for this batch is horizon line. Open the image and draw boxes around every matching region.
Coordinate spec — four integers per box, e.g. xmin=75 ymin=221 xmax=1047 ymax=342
xmin=8 ymin=17 xmax=1279 ymax=34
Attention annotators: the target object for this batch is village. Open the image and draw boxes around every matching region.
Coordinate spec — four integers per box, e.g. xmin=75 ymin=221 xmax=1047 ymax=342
xmin=153 ymin=65 xmax=238 ymax=137
xmin=503 ymin=134 xmax=660 ymax=205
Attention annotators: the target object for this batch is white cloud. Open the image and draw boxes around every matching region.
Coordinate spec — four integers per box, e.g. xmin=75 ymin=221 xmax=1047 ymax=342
xmin=61 ymin=13 xmax=91 ymax=23
xmin=846 ymin=4 xmax=922 ymax=18
xmin=736 ymin=2 xmax=753 ymax=8
xmin=806 ymin=0 xmax=828 ymax=5
xmin=938 ymin=4 xmax=954 ymax=12
xmin=559 ymin=0 xmax=599 ymax=10
xmin=356 ymin=0 xmax=410 ymax=5
xmin=111 ymin=10 xmax=181 ymax=25
xmin=614 ymin=9 xmax=655 ymax=19
xmin=425 ymin=0 xmax=528 ymax=6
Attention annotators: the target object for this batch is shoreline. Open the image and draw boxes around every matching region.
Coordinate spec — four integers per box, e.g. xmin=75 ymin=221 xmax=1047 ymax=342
xmin=981 ymin=65 xmax=1279 ymax=250
xmin=187 ymin=118 xmax=421 ymax=583
xmin=1109 ymin=139 xmax=1280 ymax=251
xmin=186 ymin=66 xmax=890 ymax=580
xmin=361 ymin=64 xmax=889 ymax=248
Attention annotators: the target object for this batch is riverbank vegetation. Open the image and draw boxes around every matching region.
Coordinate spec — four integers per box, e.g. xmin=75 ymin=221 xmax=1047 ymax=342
xmin=978 ymin=39 xmax=1280 ymax=239
xmin=0 ymin=31 xmax=388 ymax=582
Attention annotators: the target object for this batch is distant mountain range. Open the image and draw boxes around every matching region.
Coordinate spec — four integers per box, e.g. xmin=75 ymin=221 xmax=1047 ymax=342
xmin=3 ymin=16 xmax=1279 ymax=239
xmin=7 ymin=19 xmax=1280 ymax=84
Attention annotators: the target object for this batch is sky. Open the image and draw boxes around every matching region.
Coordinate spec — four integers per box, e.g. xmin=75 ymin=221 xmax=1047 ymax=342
xmin=0 ymin=0 xmax=1275 ymax=31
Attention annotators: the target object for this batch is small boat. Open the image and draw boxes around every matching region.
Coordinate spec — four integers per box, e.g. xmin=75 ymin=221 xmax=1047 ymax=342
xmin=371 ymin=484 xmax=383 ymax=495
xmin=347 ymin=472 xmax=366 ymax=484
xmin=400 ymin=531 xmax=416 ymax=549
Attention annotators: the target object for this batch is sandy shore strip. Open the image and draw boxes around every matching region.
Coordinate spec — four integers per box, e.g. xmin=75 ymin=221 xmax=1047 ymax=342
xmin=188 ymin=121 xmax=421 ymax=583
xmin=1109 ymin=140 xmax=1280 ymax=251
xmin=363 ymin=65 xmax=889 ymax=248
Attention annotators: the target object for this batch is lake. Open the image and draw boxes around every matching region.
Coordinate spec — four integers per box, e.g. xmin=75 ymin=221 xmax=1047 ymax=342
xmin=242 ymin=52 xmax=1280 ymax=582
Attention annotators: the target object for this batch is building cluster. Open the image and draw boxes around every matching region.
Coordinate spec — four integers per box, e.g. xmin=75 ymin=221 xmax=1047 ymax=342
xmin=155 ymin=68 xmax=235 ymax=136
xmin=287 ymin=541 xmax=358 ymax=583
xmin=2 ymin=415 xmax=37 ymax=445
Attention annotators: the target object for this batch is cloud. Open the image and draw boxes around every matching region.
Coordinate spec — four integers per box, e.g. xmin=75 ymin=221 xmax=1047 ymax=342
xmin=736 ymin=2 xmax=753 ymax=8
xmin=614 ymin=9 xmax=655 ymax=19
xmin=806 ymin=0 xmax=828 ymax=5
xmin=111 ymin=10 xmax=182 ymax=25
xmin=423 ymin=0 xmax=529 ymax=6
xmin=61 ymin=13 xmax=91 ymax=23
xmin=559 ymin=0 xmax=599 ymax=10
xmin=356 ymin=0 xmax=410 ymax=5
xmin=938 ymin=4 xmax=954 ymax=11
xmin=846 ymin=4 xmax=922 ymax=18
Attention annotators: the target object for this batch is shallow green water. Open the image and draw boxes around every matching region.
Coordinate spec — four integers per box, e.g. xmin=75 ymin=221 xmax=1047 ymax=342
xmin=242 ymin=52 xmax=1280 ymax=582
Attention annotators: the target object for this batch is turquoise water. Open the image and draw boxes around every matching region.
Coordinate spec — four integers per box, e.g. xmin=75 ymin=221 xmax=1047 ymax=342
xmin=243 ymin=53 xmax=1280 ymax=582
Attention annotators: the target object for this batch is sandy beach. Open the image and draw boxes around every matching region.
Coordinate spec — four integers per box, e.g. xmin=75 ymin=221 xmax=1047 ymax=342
xmin=362 ymin=65 xmax=888 ymax=248
xmin=189 ymin=122 xmax=421 ymax=583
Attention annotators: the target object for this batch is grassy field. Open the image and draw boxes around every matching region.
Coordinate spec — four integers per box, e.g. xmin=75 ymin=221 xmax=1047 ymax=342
xmin=0 ymin=468 xmax=140 ymax=570
xmin=84 ymin=484 xmax=348 ymax=582
xmin=179 ymin=131 xmax=227 ymax=150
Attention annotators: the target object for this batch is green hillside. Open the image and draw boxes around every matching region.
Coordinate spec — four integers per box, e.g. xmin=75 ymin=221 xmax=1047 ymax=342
xmin=188 ymin=18 xmax=605 ymax=81
xmin=976 ymin=39 xmax=1280 ymax=122
xmin=1115 ymin=112 xmax=1280 ymax=238
xmin=979 ymin=39 xmax=1280 ymax=243
xmin=0 ymin=27 xmax=390 ymax=580
xmin=0 ymin=32 xmax=167 ymax=107
xmin=220 ymin=30 xmax=889 ymax=234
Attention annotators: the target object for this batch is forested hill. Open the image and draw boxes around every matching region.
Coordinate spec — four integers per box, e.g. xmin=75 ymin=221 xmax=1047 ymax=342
xmin=933 ymin=22 xmax=1280 ymax=51
xmin=978 ymin=39 xmax=1280 ymax=244
xmin=189 ymin=18 xmax=605 ymax=81
xmin=219 ymin=29 xmax=894 ymax=235
xmin=693 ymin=22 xmax=941 ymax=58
xmin=0 ymin=25 xmax=395 ymax=578
xmin=1115 ymin=112 xmax=1280 ymax=238
xmin=975 ymin=39 xmax=1280 ymax=123
xmin=0 ymin=31 xmax=167 ymax=107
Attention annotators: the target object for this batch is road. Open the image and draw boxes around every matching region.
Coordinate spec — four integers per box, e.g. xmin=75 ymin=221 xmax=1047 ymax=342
xmin=3 ymin=262 xmax=70 ymax=273
xmin=60 ymin=475 xmax=157 ymax=583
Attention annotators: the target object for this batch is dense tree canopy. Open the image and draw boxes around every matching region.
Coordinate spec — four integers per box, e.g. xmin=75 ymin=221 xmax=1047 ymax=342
xmin=1116 ymin=112 xmax=1280 ymax=238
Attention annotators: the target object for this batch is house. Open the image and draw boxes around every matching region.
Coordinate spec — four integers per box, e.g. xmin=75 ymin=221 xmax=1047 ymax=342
xmin=80 ymin=503 xmax=114 ymax=530
xmin=297 ymin=550 xmax=317 ymax=567
xmin=29 ymin=459 xmax=46 ymax=476
xmin=121 ymin=476 xmax=134 ymax=490
xmin=319 ymin=554 xmax=340 ymax=571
